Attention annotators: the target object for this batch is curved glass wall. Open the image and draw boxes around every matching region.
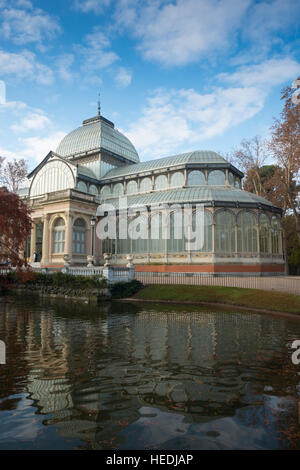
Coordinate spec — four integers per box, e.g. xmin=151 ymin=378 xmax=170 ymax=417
xmin=208 ymin=170 xmax=226 ymax=186
xmin=170 ymin=172 xmax=184 ymax=188
xmin=259 ymin=214 xmax=270 ymax=253
xmin=72 ymin=218 xmax=86 ymax=254
xmin=154 ymin=175 xmax=168 ymax=190
xmin=126 ymin=180 xmax=138 ymax=195
xmin=271 ymin=216 xmax=282 ymax=254
xmin=187 ymin=170 xmax=206 ymax=186
xmin=237 ymin=212 xmax=257 ymax=253
xmin=53 ymin=217 xmax=65 ymax=253
xmin=215 ymin=210 xmax=235 ymax=253
xmin=140 ymin=177 xmax=152 ymax=192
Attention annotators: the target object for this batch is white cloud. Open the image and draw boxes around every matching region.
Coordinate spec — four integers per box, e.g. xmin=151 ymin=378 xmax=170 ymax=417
xmin=0 ymin=49 xmax=53 ymax=85
xmin=56 ymin=54 xmax=74 ymax=82
xmin=20 ymin=132 xmax=66 ymax=164
xmin=219 ymin=57 xmax=300 ymax=88
xmin=75 ymin=29 xmax=119 ymax=82
xmin=124 ymin=57 xmax=300 ymax=159
xmin=114 ymin=0 xmax=300 ymax=67
xmin=0 ymin=5 xmax=61 ymax=45
xmin=115 ymin=67 xmax=132 ymax=87
xmin=73 ymin=0 xmax=111 ymax=14
xmin=11 ymin=112 xmax=52 ymax=133
xmin=114 ymin=0 xmax=251 ymax=66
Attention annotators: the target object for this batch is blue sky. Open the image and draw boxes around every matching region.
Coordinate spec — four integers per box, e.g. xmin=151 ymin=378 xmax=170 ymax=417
xmin=0 ymin=0 xmax=299 ymax=170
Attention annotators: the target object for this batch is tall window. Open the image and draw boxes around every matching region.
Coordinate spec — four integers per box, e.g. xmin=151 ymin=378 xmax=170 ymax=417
xmin=208 ymin=170 xmax=225 ymax=186
xmin=170 ymin=172 xmax=184 ymax=188
xmin=167 ymin=210 xmax=185 ymax=253
xmin=271 ymin=216 xmax=281 ymax=254
xmin=259 ymin=214 xmax=270 ymax=253
xmin=53 ymin=218 xmax=65 ymax=253
xmin=191 ymin=210 xmax=212 ymax=252
xmin=228 ymin=172 xmax=235 ymax=186
xmin=215 ymin=210 xmax=235 ymax=253
xmin=188 ymin=170 xmax=205 ymax=186
xmin=237 ymin=212 xmax=257 ymax=253
xmin=149 ymin=212 xmax=165 ymax=253
xmin=72 ymin=218 xmax=86 ymax=254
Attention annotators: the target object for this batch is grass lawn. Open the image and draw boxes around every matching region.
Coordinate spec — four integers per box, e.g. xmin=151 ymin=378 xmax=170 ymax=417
xmin=133 ymin=284 xmax=300 ymax=314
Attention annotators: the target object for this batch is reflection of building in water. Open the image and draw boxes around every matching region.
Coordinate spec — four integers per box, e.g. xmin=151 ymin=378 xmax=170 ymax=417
xmin=0 ymin=299 xmax=297 ymax=449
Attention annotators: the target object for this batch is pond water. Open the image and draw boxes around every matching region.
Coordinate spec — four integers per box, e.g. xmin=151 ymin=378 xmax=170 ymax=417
xmin=0 ymin=293 xmax=300 ymax=450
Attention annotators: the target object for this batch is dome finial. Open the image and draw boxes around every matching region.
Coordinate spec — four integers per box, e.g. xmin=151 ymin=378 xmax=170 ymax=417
xmin=97 ymin=91 xmax=101 ymax=116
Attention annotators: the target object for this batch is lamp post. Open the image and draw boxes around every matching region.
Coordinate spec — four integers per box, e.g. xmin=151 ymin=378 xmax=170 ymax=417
xmin=91 ymin=215 xmax=96 ymax=259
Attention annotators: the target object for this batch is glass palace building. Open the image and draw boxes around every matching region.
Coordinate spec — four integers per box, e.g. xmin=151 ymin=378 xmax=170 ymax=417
xmin=20 ymin=111 xmax=284 ymax=276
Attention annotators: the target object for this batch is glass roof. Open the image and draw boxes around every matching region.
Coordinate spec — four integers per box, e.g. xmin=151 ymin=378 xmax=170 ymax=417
xmin=56 ymin=116 xmax=139 ymax=163
xmin=101 ymin=151 xmax=228 ymax=180
xmin=101 ymin=187 xmax=274 ymax=209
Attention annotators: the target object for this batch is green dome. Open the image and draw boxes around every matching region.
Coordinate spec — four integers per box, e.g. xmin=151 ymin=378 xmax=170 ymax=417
xmin=56 ymin=115 xmax=139 ymax=163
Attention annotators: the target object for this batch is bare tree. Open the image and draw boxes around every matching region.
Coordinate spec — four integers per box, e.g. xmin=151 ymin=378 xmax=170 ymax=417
xmin=229 ymin=136 xmax=268 ymax=195
xmin=0 ymin=158 xmax=28 ymax=193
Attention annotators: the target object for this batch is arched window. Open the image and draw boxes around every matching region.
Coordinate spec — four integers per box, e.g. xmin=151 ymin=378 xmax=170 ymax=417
xmin=228 ymin=172 xmax=235 ymax=187
xmin=170 ymin=172 xmax=184 ymax=188
xmin=140 ymin=177 xmax=152 ymax=192
xmin=271 ymin=216 xmax=282 ymax=254
xmin=126 ymin=180 xmax=138 ymax=195
xmin=116 ymin=216 xmax=131 ymax=254
xmin=154 ymin=175 xmax=168 ymax=190
xmin=100 ymin=185 xmax=111 ymax=198
xmin=77 ymin=181 xmax=87 ymax=193
xmin=89 ymin=185 xmax=98 ymax=196
xmin=72 ymin=218 xmax=86 ymax=254
xmin=259 ymin=214 xmax=270 ymax=253
xmin=237 ymin=212 xmax=257 ymax=253
xmin=167 ymin=210 xmax=185 ymax=253
xmin=149 ymin=212 xmax=165 ymax=253
xmin=53 ymin=218 xmax=65 ymax=253
xmin=187 ymin=170 xmax=205 ymax=186
xmin=215 ymin=210 xmax=235 ymax=253
xmin=208 ymin=170 xmax=225 ymax=186
xmin=130 ymin=213 xmax=148 ymax=254
xmin=113 ymin=183 xmax=124 ymax=196
xmin=191 ymin=210 xmax=212 ymax=252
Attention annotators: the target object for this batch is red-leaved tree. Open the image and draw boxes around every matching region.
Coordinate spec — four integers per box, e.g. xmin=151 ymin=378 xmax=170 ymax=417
xmin=0 ymin=187 xmax=32 ymax=266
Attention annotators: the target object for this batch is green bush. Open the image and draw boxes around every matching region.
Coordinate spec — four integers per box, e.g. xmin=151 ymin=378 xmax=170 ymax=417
xmin=0 ymin=270 xmax=107 ymax=289
xmin=109 ymin=279 xmax=143 ymax=299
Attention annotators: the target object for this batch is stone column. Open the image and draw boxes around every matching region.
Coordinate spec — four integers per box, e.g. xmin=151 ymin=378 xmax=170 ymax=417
xmin=41 ymin=214 xmax=50 ymax=266
xmin=29 ymin=221 xmax=37 ymax=262
xmin=65 ymin=213 xmax=73 ymax=263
